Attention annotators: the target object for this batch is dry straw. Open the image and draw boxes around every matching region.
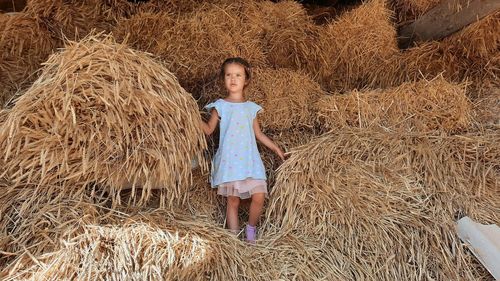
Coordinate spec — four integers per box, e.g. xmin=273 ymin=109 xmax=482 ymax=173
xmin=115 ymin=2 xmax=266 ymax=94
xmin=317 ymin=0 xmax=402 ymax=91
xmin=0 ymin=34 xmax=207 ymax=207
xmin=244 ymin=0 xmax=323 ymax=73
xmin=264 ymin=128 xmax=498 ymax=280
xmin=403 ymin=11 xmax=500 ymax=86
xmin=315 ymin=76 xmax=472 ymax=133
xmin=0 ymin=13 xmax=57 ymax=107
xmin=4 ymin=210 xmax=280 ymax=281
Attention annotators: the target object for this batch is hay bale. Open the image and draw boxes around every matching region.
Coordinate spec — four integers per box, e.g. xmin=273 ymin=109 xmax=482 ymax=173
xmin=0 ymin=183 xmax=101 ymax=272
xmin=203 ymin=67 xmax=325 ymax=131
xmin=264 ymin=128 xmax=498 ymax=279
xmin=4 ymin=210 xmax=278 ymax=280
xmin=115 ymin=2 xmax=266 ymax=94
xmin=0 ymin=12 xmax=57 ymax=107
xmin=315 ymin=77 xmax=472 ymax=133
xmin=244 ymin=0 xmax=323 ymax=73
xmin=0 ymin=35 xmax=207 ymax=206
xmin=403 ymin=11 xmax=500 ymax=86
xmin=24 ymin=0 xmax=112 ymax=40
xmin=318 ymin=0 xmax=402 ymax=91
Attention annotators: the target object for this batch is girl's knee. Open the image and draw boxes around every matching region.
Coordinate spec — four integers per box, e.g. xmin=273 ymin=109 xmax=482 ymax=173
xmin=251 ymin=193 xmax=265 ymax=205
xmin=227 ymin=196 xmax=240 ymax=208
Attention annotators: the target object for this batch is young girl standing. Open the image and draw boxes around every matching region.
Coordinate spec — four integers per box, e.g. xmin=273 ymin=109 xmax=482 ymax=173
xmin=201 ymin=57 xmax=285 ymax=243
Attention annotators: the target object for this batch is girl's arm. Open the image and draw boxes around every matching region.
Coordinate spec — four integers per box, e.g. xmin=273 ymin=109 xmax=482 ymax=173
xmin=253 ymin=118 xmax=286 ymax=161
xmin=201 ymin=109 xmax=219 ymax=135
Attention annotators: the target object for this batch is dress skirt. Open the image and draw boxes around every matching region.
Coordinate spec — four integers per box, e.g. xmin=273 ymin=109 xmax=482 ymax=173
xmin=217 ymin=178 xmax=267 ymax=199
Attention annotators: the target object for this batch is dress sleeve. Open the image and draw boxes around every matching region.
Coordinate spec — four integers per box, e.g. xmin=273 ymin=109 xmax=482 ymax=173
xmin=204 ymin=99 xmax=223 ymax=117
xmin=250 ymin=102 xmax=263 ymax=119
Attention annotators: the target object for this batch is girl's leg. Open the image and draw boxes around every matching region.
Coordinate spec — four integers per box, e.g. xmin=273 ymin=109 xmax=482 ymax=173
xmin=226 ymin=196 xmax=240 ymax=234
xmin=246 ymin=193 xmax=265 ymax=243
xmin=248 ymin=193 xmax=265 ymax=226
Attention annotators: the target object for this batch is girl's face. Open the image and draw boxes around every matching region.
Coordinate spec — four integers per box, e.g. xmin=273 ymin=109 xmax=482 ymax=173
xmin=223 ymin=63 xmax=247 ymax=94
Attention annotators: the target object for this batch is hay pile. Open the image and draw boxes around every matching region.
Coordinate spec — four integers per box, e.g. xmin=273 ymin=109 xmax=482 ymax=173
xmin=403 ymin=11 xmax=500 ymax=86
xmin=115 ymin=2 xmax=266 ymax=94
xmin=315 ymin=77 xmax=472 ymax=133
xmin=0 ymin=13 xmax=57 ymax=107
xmin=0 ymin=35 xmax=207 ymax=206
xmin=317 ymin=0 xmax=402 ymax=91
xmin=244 ymin=0 xmax=323 ymax=72
xmin=264 ymin=128 xmax=499 ymax=280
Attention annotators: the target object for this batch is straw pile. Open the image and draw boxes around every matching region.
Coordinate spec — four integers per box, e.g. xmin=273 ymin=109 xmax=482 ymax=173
xmin=244 ymin=0 xmax=323 ymax=72
xmin=264 ymin=128 xmax=498 ymax=279
xmin=115 ymin=2 xmax=266 ymax=94
xmin=24 ymin=0 xmax=113 ymax=40
xmin=317 ymin=0 xmax=402 ymax=92
xmin=0 ymin=35 xmax=207 ymax=206
xmin=0 ymin=13 xmax=57 ymax=107
xmin=5 ymin=210 xmax=281 ymax=281
xmin=403 ymin=11 xmax=500 ymax=86
xmin=315 ymin=77 xmax=472 ymax=133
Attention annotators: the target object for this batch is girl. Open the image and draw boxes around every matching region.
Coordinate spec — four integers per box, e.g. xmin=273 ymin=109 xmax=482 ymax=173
xmin=201 ymin=57 xmax=285 ymax=243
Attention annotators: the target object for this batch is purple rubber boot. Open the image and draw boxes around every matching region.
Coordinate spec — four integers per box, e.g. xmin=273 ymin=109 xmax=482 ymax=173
xmin=245 ymin=224 xmax=257 ymax=244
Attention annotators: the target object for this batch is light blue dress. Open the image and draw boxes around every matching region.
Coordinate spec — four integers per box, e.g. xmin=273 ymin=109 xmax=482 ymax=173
xmin=205 ymin=99 xmax=267 ymax=188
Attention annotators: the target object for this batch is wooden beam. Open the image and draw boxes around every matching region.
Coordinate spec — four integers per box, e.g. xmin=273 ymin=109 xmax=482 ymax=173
xmin=398 ymin=0 xmax=500 ymax=48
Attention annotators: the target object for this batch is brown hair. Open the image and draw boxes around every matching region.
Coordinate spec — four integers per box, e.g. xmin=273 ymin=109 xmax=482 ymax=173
xmin=219 ymin=57 xmax=252 ymax=82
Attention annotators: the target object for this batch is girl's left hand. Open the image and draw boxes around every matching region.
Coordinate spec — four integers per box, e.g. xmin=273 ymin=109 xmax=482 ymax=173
xmin=275 ymin=148 xmax=286 ymax=161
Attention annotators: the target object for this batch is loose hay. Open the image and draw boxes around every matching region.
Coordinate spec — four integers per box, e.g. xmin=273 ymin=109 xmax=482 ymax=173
xmin=0 ymin=13 xmax=57 ymax=107
xmin=265 ymin=128 xmax=499 ymax=280
xmin=318 ymin=0 xmax=402 ymax=91
xmin=403 ymin=11 xmax=500 ymax=86
xmin=0 ymin=35 xmax=207 ymax=207
xmin=315 ymin=76 xmax=472 ymax=133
